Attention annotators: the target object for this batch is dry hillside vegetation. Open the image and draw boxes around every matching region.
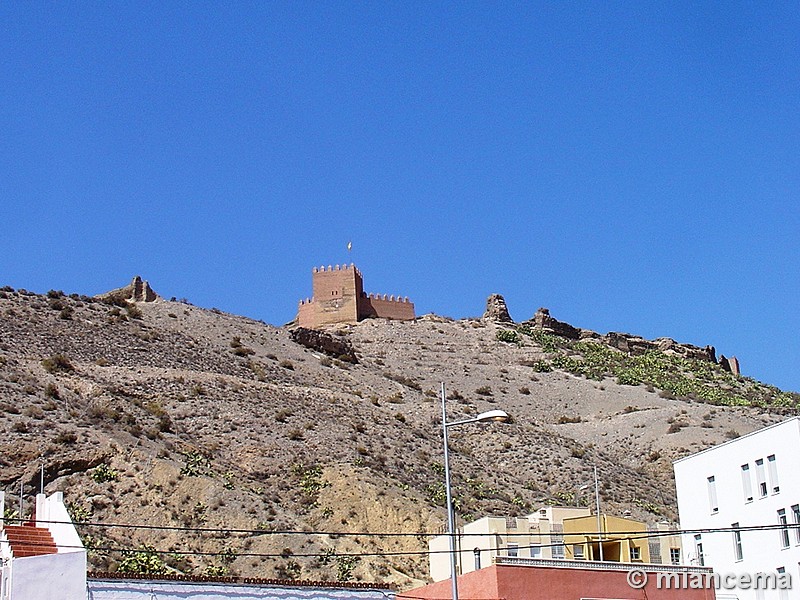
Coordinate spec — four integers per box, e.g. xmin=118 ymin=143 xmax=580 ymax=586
xmin=0 ymin=285 xmax=795 ymax=587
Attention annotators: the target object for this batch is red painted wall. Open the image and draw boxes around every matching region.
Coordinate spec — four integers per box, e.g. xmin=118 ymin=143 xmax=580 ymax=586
xmin=399 ymin=565 xmax=717 ymax=600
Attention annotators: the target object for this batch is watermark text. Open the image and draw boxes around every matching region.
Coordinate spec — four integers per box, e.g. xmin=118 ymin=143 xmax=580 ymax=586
xmin=626 ymin=569 xmax=792 ymax=591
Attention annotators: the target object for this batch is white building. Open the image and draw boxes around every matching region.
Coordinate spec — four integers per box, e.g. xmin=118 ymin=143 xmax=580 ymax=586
xmin=429 ymin=507 xmax=593 ymax=581
xmin=673 ymin=417 xmax=800 ymax=600
xmin=0 ymin=491 xmax=87 ymax=600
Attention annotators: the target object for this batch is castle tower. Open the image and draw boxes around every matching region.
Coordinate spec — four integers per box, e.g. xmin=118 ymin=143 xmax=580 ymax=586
xmin=296 ymin=264 xmax=414 ymax=328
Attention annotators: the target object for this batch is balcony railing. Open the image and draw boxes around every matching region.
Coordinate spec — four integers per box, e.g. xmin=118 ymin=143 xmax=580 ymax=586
xmin=494 ymin=556 xmax=711 ymax=575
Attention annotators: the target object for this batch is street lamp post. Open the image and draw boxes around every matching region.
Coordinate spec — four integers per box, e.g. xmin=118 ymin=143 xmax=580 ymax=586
xmin=440 ymin=382 xmax=510 ymax=600
xmin=594 ymin=465 xmax=603 ymax=561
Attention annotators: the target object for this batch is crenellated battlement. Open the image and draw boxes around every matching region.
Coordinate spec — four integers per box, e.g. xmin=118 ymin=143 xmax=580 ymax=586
xmin=295 ymin=264 xmax=415 ymax=328
xmin=364 ymin=293 xmax=412 ymax=303
xmin=312 ymin=263 xmax=362 ymax=277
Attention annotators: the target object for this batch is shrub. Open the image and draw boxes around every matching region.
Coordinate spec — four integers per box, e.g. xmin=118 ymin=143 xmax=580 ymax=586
xmin=117 ymin=545 xmax=168 ymax=575
xmin=558 ymin=415 xmax=582 ymax=424
xmin=91 ymin=463 xmax=119 ymax=483
xmin=11 ymin=421 xmax=28 ymax=433
xmin=276 ymin=560 xmax=301 ymax=580
xmin=570 ymin=445 xmax=586 ymax=458
xmin=529 ymin=360 xmax=552 ymax=373
xmin=496 ymin=329 xmax=520 ymax=344
xmin=667 ymin=422 xmax=685 ymax=434
xmin=42 ymin=354 xmax=74 ymax=373
xmin=275 ymin=409 xmax=293 ymax=423
xmin=23 ymin=406 xmax=44 ymax=419
xmin=383 ymin=371 xmax=422 ymax=390
xmin=288 ymin=429 xmax=304 ymax=441
xmin=280 ymin=360 xmax=294 ymax=370
xmin=181 ymin=451 xmax=211 ymax=477
xmin=475 ymin=386 xmax=493 ymax=396
xmin=55 ymin=431 xmax=78 ymax=444
xmin=102 ymin=292 xmax=130 ymax=308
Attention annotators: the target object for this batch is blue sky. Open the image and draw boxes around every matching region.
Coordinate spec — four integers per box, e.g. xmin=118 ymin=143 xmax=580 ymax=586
xmin=2 ymin=3 xmax=798 ymax=391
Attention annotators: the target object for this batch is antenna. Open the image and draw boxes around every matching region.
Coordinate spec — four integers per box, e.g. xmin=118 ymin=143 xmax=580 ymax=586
xmin=40 ymin=463 xmax=45 ymax=494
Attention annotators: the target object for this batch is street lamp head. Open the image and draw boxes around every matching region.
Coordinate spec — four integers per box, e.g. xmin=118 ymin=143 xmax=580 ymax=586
xmin=474 ymin=409 xmax=510 ymax=423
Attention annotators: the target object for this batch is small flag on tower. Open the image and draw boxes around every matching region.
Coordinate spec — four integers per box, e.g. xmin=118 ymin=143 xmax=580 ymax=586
xmin=347 ymin=241 xmax=352 ymax=252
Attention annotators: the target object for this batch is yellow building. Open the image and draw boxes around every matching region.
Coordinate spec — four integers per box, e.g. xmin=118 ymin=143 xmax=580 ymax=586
xmin=563 ymin=514 xmax=650 ymax=563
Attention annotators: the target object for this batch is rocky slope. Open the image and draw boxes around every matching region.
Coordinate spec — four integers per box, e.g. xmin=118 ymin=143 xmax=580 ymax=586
xmin=0 ymin=281 xmax=795 ymax=588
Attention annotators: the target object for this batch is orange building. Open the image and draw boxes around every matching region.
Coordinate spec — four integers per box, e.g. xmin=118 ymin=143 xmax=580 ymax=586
xmin=402 ymin=558 xmax=717 ymax=600
xmin=296 ymin=264 xmax=414 ymax=328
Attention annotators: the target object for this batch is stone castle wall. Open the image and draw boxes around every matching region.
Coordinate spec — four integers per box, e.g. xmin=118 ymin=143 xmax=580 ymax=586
xmin=359 ymin=293 xmax=415 ymax=321
xmin=296 ymin=264 xmax=414 ymax=328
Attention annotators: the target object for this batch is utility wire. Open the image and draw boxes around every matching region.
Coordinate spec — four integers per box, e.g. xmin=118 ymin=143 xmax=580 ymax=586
xmin=3 ymin=519 xmax=798 ymax=559
xmin=8 ymin=517 xmax=797 ymax=539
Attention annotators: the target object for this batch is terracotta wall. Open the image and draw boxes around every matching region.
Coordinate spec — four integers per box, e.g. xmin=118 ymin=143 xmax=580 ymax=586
xmin=400 ymin=564 xmax=717 ymax=600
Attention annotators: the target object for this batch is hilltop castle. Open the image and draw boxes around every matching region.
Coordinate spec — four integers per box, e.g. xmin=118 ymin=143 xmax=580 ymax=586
xmin=296 ymin=264 xmax=415 ymax=328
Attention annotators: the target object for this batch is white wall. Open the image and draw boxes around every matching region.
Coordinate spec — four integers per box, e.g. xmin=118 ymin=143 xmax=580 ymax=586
xmin=10 ymin=552 xmax=86 ymax=600
xmin=87 ymin=579 xmax=394 ymax=599
xmin=674 ymin=417 xmax=800 ymax=600
xmin=38 ymin=492 xmax=84 ymax=554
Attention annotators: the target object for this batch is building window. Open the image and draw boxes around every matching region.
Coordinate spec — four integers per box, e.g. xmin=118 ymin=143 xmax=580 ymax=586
xmin=779 ymin=510 xmax=790 ymax=549
xmin=741 ymin=464 xmax=753 ymax=502
xmin=732 ymin=522 xmax=743 ymax=561
xmin=670 ymin=548 xmax=681 ymax=565
xmin=630 ymin=546 xmax=641 ymax=561
xmin=530 ymin=545 xmax=541 ymax=559
xmin=552 ymin=544 xmax=565 ymax=559
xmin=573 ymin=544 xmax=585 ymax=560
xmin=756 ymin=459 xmax=768 ymax=497
xmin=767 ymin=455 xmax=780 ymax=493
xmin=694 ymin=534 xmax=704 ymax=566
xmin=792 ymin=505 xmax=800 ymax=545
xmin=552 ymin=526 xmax=565 ymax=559
xmin=707 ymin=476 xmax=719 ymax=513
xmin=507 ymin=543 xmax=518 ymax=558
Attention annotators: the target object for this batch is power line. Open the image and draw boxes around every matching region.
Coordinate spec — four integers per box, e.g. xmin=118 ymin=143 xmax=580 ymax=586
xmin=6 ymin=517 xmax=800 ymax=541
xmin=3 ymin=519 xmax=799 ymax=561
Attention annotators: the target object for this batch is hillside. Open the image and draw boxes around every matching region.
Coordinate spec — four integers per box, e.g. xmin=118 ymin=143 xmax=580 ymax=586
xmin=0 ymin=281 xmax=795 ymax=588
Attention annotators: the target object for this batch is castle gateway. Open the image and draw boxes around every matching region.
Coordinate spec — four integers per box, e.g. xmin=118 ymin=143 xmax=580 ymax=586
xmin=297 ymin=264 xmax=415 ymax=328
